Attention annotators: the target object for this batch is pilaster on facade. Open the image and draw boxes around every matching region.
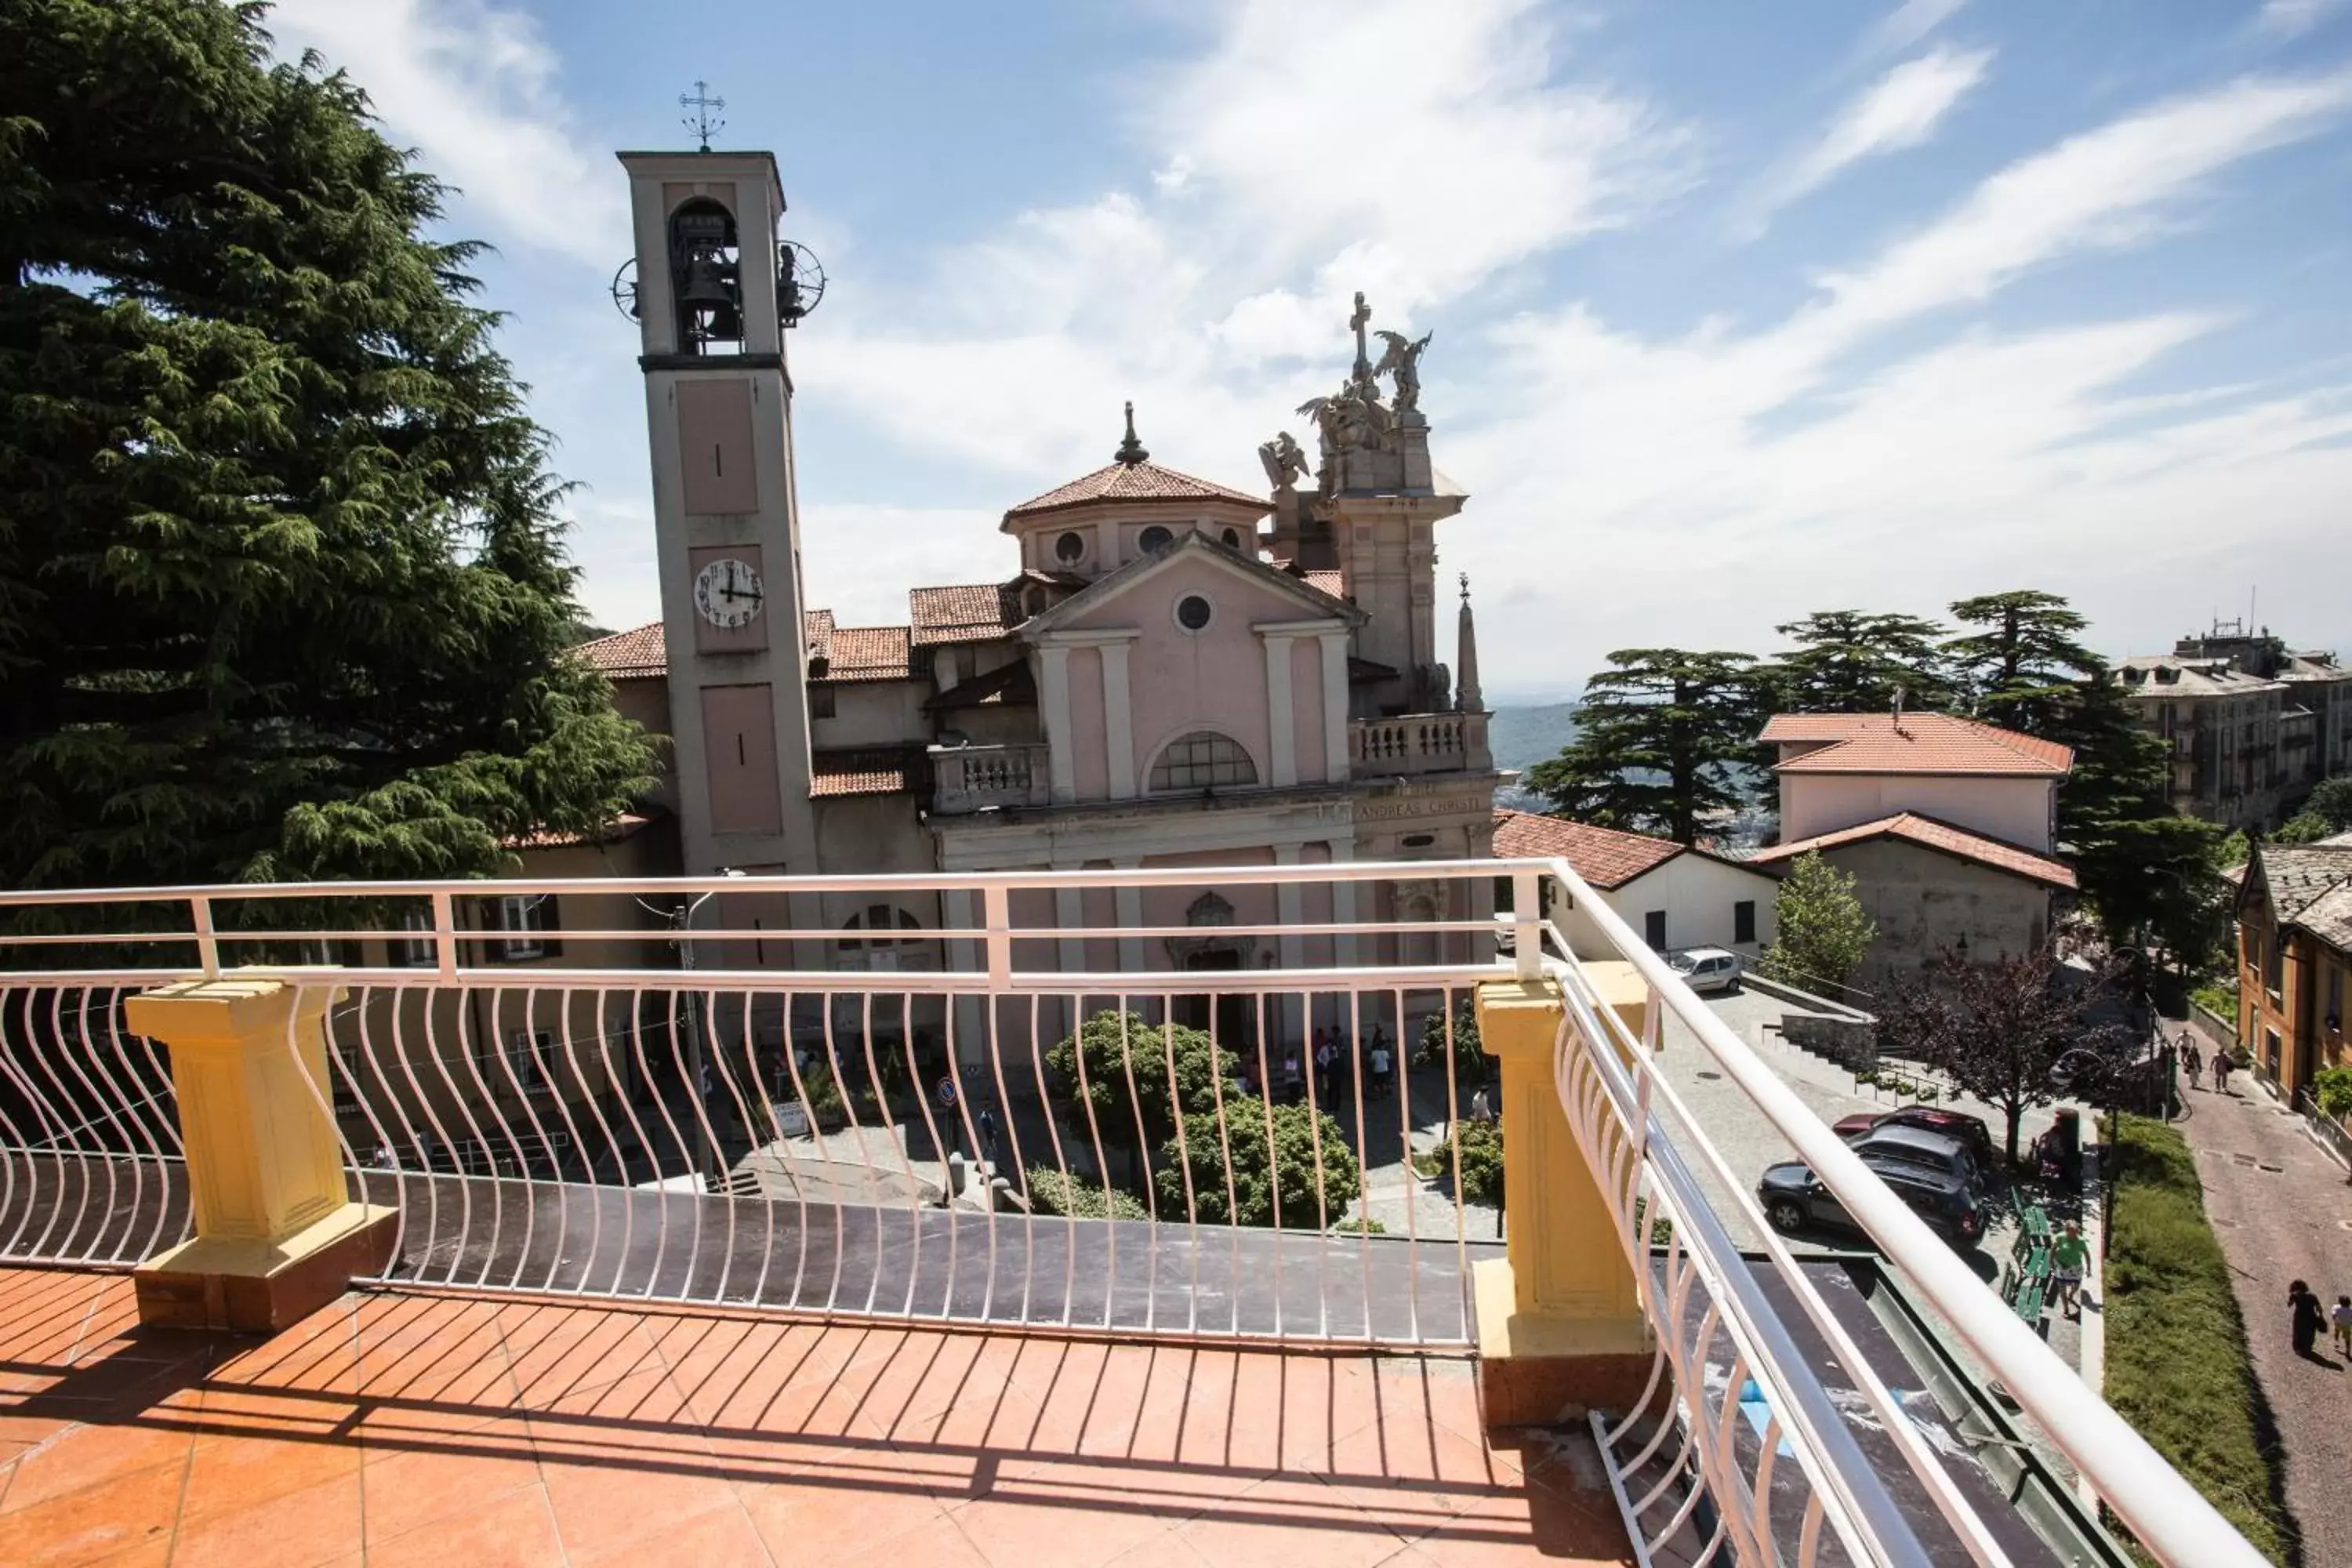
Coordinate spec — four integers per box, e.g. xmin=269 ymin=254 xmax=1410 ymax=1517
xmin=1100 ymin=638 xmax=1137 ymax=799
xmin=1319 ymin=633 xmax=1351 ymax=780
xmin=1037 ymin=644 xmax=1076 ymax=804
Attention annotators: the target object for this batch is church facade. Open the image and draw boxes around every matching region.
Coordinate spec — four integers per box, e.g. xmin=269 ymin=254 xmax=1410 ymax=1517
xmin=558 ymin=143 xmax=1504 ymax=1044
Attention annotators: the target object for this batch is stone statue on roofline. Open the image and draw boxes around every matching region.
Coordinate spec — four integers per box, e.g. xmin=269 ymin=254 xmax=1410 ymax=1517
xmin=1374 ymin=328 xmax=1432 ymax=421
xmin=1258 ymin=430 xmax=1310 ymax=495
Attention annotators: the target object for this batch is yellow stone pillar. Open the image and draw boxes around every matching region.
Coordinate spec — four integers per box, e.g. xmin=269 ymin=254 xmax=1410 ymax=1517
xmin=123 ymin=974 xmax=396 ymax=1333
xmin=1472 ymin=966 xmax=1651 ymax=1426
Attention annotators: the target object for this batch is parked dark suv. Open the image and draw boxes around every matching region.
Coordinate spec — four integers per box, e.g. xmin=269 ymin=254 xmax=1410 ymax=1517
xmin=1831 ymin=1105 xmax=1997 ymax=1174
xmin=1758 ymin=1150 xmax=1985 ymax=1245
xmin=1842 ymin=1123 xmax=1991 ymax=1196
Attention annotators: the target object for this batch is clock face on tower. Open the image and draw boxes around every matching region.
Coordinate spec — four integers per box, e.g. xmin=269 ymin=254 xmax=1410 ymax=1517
xmin=693 ymin=557 xmax=766 ymax=630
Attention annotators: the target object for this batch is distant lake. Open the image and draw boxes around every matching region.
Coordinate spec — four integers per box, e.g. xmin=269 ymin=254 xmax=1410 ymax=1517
xmin=1488 ymin=703 xmax=1575 ymax=811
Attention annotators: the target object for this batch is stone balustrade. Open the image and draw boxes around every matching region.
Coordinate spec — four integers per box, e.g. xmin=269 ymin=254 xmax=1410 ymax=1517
xmin=931 ymin=742 xmax=1051 ymax=813
xmin=1349 ymin=712 xmax=1491 ymax=777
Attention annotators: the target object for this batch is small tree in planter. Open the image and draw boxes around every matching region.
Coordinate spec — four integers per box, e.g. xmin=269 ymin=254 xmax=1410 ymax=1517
xmin=1876 ymin=941 xmax=2137 ymax=1169
xmin=1047 ymin=1011 xmax=1235 ymax=1182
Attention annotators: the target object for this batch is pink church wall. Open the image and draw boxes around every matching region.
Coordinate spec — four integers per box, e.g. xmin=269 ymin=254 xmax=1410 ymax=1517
xmin=1067 ymin=645 xmax=1109 ymax=800
xmin=1065 ymin=557 xmax=1289 ymax=793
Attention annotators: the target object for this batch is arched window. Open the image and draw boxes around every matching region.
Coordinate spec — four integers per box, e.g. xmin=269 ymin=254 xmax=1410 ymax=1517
xmin=1149 ymin=731 xmax=1258 ymax=792
xmin=837 ymin=904 xmax=928 ymax=971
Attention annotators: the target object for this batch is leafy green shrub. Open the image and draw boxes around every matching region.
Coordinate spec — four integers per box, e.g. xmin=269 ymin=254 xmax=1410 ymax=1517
xmin=2314 ymin=1064 xmax=2352 ymax=1123
xmin=1022 ymin=1165 xmax=1149 ymax=1221
xmin=1156 ymin=1097 xmax=1360 ymax=1229
xmin=1416 ymin=1000 xmax=1487 ymax=1086
xmin=2103 ymin=1116 xmax=2288 ymax=1564
xmin=1453 ymin=1119 xmax=1505 ymax=1208
xmin=1047 ymin=1011 xmax=1234 ymax=1160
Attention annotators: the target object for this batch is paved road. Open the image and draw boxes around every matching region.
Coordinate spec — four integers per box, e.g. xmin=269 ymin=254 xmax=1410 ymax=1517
xmin=2172 ymin=1028 xmax=2352 ymax=1568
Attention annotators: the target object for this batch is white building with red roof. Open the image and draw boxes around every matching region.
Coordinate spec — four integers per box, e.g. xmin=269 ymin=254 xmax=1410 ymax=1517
xmin=1749 ymin=710 xmax=2079 ymax=985
xmin=1491 ymin=810 xmax=1781 ymax=962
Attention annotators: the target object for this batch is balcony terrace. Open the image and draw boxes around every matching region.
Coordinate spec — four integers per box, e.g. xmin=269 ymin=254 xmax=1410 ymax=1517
xmin=0 ymin=862 xmax=2261 ymax=1567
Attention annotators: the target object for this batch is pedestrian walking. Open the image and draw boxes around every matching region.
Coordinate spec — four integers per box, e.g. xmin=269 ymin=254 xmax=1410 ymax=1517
xmin=2333 ymin=1294 xmax=2352 ymax=1359
xmin=1314 ymin=1029 xmax=1337 ymax=1105
xmin=2213 ymin=1051 xmax=2233 ymax=1094
xmin=976 ymin=1105 xmax=1000 ymax=1171
xmin=2180 ymin=1035 xmax=2202 ymax=1090
xmin=2291 ymin=1279 xmax=2327 ymax=1358
xmin=1368 ymin=1040 xmax=1392 ymax=1101
xmin=2051 ymin=1221 xmax=2090 ymax=1318
xmin=1468 ymin=1083 xmax=1494 ymax=1125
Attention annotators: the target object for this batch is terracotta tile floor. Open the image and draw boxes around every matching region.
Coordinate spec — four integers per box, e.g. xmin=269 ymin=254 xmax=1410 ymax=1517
xmin=0 ymin=1265 xmax=1629 ymax=1566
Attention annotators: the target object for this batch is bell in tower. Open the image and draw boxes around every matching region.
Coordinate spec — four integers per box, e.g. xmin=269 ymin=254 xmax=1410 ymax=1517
xmin=668 ymin=198 xmax=742 ymax=352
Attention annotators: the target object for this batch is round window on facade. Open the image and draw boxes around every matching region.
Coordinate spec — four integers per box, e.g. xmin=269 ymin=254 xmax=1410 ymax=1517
xmin=1174 ymin=593 xmax=1214 ymax=633
xmin=1138 ymin=524 xmax=1174 ymax=553
xmin=1054 ymin=530 xmax=1086 ymax=564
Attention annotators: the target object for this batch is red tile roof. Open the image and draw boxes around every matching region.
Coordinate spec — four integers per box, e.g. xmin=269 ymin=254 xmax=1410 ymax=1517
xmin=575 ymin=622 xmax=667 ymax=681
xmin=810 ymin=747 xmax=925 ymax=798
xmin=909 ymin=583 xmax=1021 ymax=647
xmin=1004 ymin=459 xmax=1267 ymax=519
xmin=1491 ymin=809 xmax=1686 ymax=889
xmin=1748 ymin=813 xmax=2078 ymax=889
xmin=576 ymin=613 xmax=847 ymax=681
xmin=818 ymin=625 xmax=912 ymax=683
xmin=1764 ymin=712 xmax=2073 ymax=776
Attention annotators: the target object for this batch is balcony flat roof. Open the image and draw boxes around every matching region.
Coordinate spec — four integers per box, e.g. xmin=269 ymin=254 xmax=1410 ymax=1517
xmin=0 ymin=1264 xmax=1626 ymax=1566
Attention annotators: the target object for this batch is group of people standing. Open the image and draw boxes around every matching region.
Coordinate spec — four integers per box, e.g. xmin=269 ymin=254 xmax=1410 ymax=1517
xmin=1240 ymin=1025 xmax=1398 ymax=1107
xmin=2175 ymin=1033 xmax=2237 ymax=1094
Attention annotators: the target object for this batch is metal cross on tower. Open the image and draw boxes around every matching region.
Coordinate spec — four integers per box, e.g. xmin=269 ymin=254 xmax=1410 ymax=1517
xmin=679 ymin=81 xmax=727 ymax=152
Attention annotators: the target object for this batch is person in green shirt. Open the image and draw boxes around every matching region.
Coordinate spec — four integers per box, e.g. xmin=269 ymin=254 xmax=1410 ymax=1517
xmin=2052 ymin=1220 xmax=2091 ymax=1317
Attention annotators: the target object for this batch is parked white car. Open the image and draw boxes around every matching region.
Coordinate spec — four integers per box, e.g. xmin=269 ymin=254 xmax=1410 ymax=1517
xmin=1668 ymin=947 xmax=1744 ymax=995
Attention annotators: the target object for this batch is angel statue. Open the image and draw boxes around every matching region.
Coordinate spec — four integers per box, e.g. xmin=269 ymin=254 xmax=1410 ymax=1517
xmin=1374 ymin=329 xmax=1433 ymax=414
xmin=1258 ymin=430 xmax=1311 ymax=493
xmin=1294 ymin=394 xmax=1345 ymax=452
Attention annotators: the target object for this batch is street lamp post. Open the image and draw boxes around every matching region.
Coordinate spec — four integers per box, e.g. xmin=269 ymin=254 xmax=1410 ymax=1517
xmin=677 ymin=869 xmax=746 ymax=1181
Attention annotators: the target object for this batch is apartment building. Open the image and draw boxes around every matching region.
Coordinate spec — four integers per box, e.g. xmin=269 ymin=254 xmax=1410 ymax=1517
xmin=2118 ymin=621 xmax=2352 ymax=831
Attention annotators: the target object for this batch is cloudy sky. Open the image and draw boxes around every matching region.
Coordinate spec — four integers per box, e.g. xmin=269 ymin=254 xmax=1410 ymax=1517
xmin=264 ymin=0 xmax=2352 ymax=702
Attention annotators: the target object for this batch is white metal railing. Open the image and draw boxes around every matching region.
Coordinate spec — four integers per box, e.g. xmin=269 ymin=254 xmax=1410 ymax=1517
xmin=0 ymin=859 xmax=2257 ymax=1568
xmin=930 ymin=742 xmax=1050 ymax=812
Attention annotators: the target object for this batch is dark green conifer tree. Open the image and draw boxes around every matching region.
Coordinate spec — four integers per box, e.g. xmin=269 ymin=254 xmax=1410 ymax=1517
xmin=0 ymin=0 xmax=656 ymax=887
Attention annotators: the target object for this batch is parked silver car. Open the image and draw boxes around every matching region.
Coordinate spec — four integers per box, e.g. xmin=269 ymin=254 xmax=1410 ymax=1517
xmin=1668 ymin=946 xmax=1744 ymax=995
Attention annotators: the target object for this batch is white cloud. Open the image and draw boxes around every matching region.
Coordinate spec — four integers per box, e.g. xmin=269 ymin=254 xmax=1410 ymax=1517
xmin=797 ymin=0 xmax=1686 ymax=494
xmin=2258 ymin=0 xmax=2348 ymax=39
xmin=265 ymin=0 xmax=2352 ymax=691
xmin=263 ymin=0 xmax=626 ymax=269
xmin=1855 ymin=0 xmax=1969 ymax=65
xmin=1744 ymin=46 xmax=1993 ymax=233
xmin=799 ymin=506 xmax=1007 ymax=627
xmin=1805 ymin=69 xmax=2352 ymax=345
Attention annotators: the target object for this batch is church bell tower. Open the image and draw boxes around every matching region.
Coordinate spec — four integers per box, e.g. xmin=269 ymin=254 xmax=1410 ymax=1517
xmin=617 ymin=143 xmax=820 ymax=877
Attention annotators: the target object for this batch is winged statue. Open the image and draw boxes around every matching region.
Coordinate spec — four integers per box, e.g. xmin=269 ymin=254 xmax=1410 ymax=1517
xmin=1374 ymin=329 xmax=1433 ymax=413
xmin=1258 ymin=430 xmax=1312 ymax=492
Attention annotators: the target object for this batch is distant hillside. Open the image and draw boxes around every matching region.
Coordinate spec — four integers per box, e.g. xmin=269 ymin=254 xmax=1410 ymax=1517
xmin=1489 ymin=702 xmax=1576 ymax=811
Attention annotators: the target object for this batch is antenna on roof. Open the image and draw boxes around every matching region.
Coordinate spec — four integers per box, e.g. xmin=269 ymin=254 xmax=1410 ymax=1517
xmin=1890 ymin=684 xmax=1907 ymax=734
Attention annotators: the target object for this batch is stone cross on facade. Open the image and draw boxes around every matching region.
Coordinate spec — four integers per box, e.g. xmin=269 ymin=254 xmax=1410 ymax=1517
xmin=1350 ymin=292 xmax=1372 ymax=380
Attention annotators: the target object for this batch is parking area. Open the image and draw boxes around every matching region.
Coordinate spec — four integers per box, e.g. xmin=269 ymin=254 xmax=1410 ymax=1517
xmin=1654 ymin=982 xmax=2089 ymax=1372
